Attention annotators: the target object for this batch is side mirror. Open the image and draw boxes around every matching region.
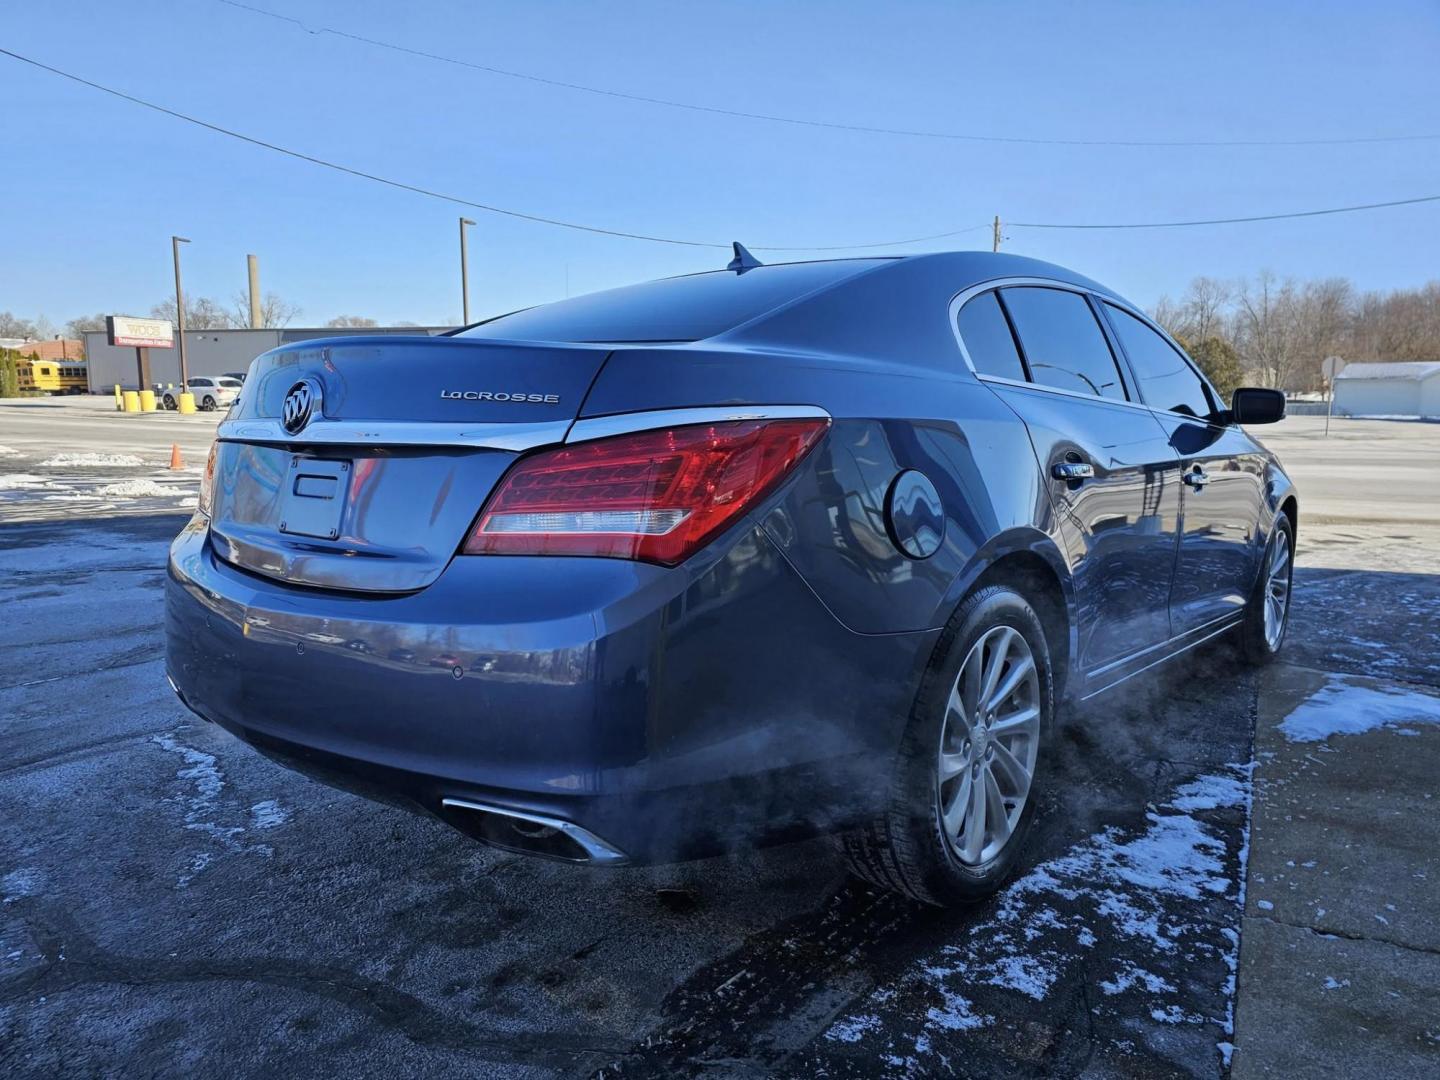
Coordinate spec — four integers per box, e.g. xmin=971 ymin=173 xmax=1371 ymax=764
xmin=1230 ymin=387 xmax=1285 ymax=425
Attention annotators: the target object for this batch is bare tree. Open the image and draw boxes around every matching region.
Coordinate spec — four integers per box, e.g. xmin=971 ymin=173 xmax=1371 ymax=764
xmin=1152 ymin=278 xmax=1232 ymax=345
xmin=0 ymin=312 xmax=37 ymax=340
xmin=325 ymin=315 xmax=379 ymax=328
xmin=1233 ymin=272 xmax=1306 ymax=389
xmin=65 ymin=313 xmax=108 ymax=340
xmin=1349 ymin=281 xmax=1440 ymax=361
xmin=229 ymin=291 xmax=301 ymax=329
xmin=150 ymin=296 xmax=234 ymax=330
xmin=1151 ymin=294 xmax=1185 ymax=337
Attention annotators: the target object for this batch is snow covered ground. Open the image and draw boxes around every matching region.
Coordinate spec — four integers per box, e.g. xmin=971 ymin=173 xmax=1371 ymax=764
xmin=0 ymin=398 xmax=217 ymax=522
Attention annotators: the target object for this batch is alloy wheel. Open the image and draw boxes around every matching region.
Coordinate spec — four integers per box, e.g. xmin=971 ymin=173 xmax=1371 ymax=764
xmin=936 ymin=624 xmax=1041 ymax=866
xmin=1263 ymin=529 xmax=1292 ymax=650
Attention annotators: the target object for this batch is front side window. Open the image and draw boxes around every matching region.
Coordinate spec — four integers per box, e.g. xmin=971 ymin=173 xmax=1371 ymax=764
xmin=956 ymin=290 xmax=1026 ymax=380
xmin=1104 ymin=304 xmax=1215 ymax=419
xmin=1000 ymin=287 xmax=1128 ymax=401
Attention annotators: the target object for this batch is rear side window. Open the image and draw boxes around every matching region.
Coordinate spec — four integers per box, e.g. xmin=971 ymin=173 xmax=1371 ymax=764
xmin=1001 ymin=287 xmax=1128 ymax=401
xmin=956 ymin=291 xmax=1025 ymax=380
xmin=1104 ymin=304 xmax=1215 ymax=419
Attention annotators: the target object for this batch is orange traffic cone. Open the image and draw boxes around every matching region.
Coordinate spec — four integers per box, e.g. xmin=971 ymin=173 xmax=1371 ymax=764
xmin=169 ymin=444 xmax=184 ymax=470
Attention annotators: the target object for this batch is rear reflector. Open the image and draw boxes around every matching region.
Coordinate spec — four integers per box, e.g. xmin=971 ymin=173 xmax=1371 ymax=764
xmin=463 ymin=418 xmax=828 ymax=565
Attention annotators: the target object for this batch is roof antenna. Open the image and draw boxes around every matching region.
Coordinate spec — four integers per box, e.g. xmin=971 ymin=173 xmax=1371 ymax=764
xmin=727 ymin=242 xmax=762 ymax=272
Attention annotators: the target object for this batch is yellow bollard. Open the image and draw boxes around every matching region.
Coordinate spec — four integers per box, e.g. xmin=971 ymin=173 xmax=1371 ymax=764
xmin=122 ymin=390 xmax=140 ymax=413
xmin=114 ymin=384 xmax=123 ymax=411
xmin=138 ymin=390 xmax=157 ymax=412
xmin=177 ymin=392 xmax=197 ymax=415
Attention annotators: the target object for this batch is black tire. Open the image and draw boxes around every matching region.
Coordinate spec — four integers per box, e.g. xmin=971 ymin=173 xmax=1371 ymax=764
xmin=202 ymin=396 xmax=217 ymax=411
xmin=162 ymin=395 xmax=176 ymax=411
xmin=844 ymin=585 xmax=1055 ymax=906
xmin=1238 ymin=511 xmax=1294 ymax=665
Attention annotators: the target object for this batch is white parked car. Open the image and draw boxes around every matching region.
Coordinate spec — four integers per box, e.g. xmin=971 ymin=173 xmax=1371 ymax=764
xmin=162 ymin=376 xmax=243 ymax=412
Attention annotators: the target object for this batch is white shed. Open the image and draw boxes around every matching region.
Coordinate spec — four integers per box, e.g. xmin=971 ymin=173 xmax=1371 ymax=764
xmin=1333 ymin=361 xmax=1440 ymax=418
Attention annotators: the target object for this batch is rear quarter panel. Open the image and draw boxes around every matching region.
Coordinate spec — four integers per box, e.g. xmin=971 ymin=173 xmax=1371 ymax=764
xmin=582 ymin=346 xmax=1059 ymax=635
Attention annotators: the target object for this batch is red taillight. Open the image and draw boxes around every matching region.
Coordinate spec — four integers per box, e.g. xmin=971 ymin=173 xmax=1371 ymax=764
xmin=198 ymin=441 xmax=218 ymax=517
xmin=464 ymin=419 xmax=828 ymax=565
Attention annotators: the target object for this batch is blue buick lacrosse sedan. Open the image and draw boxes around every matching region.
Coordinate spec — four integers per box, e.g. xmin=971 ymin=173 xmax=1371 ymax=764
xmin=166 ymin=249 xmax=1294 ymax=905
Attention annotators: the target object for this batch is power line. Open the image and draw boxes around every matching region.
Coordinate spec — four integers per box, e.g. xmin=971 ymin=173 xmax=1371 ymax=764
xmin=1010 ymin=196 xmax=1440 ymax=229
xmin=3 ymin=47 xmax=1437 ymax=248
xmin=0 ymin=46 xmax=987 ymax=252
xmin=219 ymin=0 xmax=1440 ymax=150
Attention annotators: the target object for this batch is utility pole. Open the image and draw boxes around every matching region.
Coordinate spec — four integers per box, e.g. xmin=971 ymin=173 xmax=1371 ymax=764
xmin=458 ymin=217 xmax=476 ymax=324
xmin=171 ymin=236 xmax=192 ymax=407
xmin=247 ymin=254 xmax=262 ymax=328
xmin=992 ymin=216 xmax=1002 ymax=253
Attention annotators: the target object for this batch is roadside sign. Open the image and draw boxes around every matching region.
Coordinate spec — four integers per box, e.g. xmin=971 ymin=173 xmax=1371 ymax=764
xmin=106 ymin=315 xmax=174 ymax=349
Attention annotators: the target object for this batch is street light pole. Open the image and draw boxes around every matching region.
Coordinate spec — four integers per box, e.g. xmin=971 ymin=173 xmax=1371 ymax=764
xmin=172 ymin=235 xmax=194 ymax=412
xmin=459 ymin=217 xmax=476 ymax=325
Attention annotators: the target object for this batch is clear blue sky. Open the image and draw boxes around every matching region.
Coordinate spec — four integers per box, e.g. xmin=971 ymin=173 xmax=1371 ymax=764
xmin=3 ymin=0 xmax=1437 ymax=328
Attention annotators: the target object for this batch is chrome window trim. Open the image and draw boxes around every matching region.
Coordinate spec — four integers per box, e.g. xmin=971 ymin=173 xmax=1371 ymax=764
xmin=948 ymin=277 xmax=1232 ymax=428
xmin=966 ymin=371 xmax=1160 ymax=416
xmin=217 ymin=417 xmax=572 ymax=452
xmin=565 ymin=404 xmax=831 ymax=444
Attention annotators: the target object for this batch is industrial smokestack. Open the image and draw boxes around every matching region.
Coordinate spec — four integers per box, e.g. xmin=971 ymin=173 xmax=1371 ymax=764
xmin=247 ymin=254 xmax=261 ymax=328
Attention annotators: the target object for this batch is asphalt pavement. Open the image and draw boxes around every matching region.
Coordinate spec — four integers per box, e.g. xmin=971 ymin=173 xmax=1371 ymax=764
xmin=1 ymin=404 xmax=1437 ymax=1077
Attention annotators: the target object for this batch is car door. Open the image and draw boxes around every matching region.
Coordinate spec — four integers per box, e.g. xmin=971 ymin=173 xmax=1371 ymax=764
xmin=955 ymin=284 xmax=1182 ymax=672
xmin=1099 ymin=302 xmax=1265 ymax=637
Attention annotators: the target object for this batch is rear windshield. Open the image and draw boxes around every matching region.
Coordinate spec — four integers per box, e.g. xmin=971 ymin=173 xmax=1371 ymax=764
xmin=459 ymin=260 xmax=886 ymax=343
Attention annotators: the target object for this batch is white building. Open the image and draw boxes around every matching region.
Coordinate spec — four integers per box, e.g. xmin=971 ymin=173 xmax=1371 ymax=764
xmin=1333 ymin=361 xmax=1440 ymax=419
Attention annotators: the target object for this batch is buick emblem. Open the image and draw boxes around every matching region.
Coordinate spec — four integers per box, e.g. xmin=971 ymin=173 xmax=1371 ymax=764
xmin=281 ymin=379 xmax=320 ymax=434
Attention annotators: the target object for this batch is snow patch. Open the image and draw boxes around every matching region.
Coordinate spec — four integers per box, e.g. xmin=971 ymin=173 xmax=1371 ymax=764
xmin=1100 ymin=963 xmax=1177 ymax=996
xmin=249 ymin=800 xmax=290 ymax=829
xmin=825 ymin=1013 xmax=883 ymax=1043
xmin=0 ymin=473 xmax=54 ymax=491
xmin=1169 ymin=773 xmax=1247 ymax=811
xmin=0 ymin=445 xmax=18 ymax=455
xmin=1279 ymin=677 xmax=1440 ymax=742
xmin=40 ymin=452 xmax=145 ymax=467
xmin=2 ymin=867 xmax=44 ymax=903
xmin=152 ymin=733 xmax=245 ymax=886
xmin=96 ymin=479 xmax=174 ymax=498
xmin=926 ymin=989 xmax=990 ymax=1032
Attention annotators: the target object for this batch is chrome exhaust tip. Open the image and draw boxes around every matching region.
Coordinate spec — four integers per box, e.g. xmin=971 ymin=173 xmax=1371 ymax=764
xmin=439 ymin=798 xmax=629 ymax=865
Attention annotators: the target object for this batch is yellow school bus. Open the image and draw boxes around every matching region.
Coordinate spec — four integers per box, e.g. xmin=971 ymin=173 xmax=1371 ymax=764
xmin=17 ymin=357 xmax=88 ymax=395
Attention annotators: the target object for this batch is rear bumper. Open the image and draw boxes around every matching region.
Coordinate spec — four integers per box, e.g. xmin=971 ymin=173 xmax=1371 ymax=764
xmin=164 ymin=516 xmax=936 ymax=863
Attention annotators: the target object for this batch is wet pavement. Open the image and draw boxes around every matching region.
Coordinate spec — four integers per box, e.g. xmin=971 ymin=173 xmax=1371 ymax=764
xmin=2 ymin=414 xmax=1439 ymax=1078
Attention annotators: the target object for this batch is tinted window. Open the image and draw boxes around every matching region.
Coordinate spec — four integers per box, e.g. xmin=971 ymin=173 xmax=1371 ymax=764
xmin=218 ymin=377 xmax=243 ymax=388
xmin=1105 ymin=304 xmax=1214 ymax=418
xmin=957 ymin=291 xmax=1025 ymax=380
xmin=1001 ymin=287 xmax=1127 ymax=401
xmin=190 ymin=378 xmax=211 ymax=387
xmin=460 ymin=260 xmax=886 ymax=343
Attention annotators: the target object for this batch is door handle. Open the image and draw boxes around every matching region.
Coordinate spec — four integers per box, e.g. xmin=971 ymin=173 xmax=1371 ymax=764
xmin=1183 ymin=465 xmax=1209 ymax=490
xmin=1052 ymin=461 xmax=1095 ymax=481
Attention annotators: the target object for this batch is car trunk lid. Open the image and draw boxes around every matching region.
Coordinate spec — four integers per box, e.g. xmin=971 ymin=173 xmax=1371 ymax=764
xmin=209 ymin=335 xmax=609 ymax=593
